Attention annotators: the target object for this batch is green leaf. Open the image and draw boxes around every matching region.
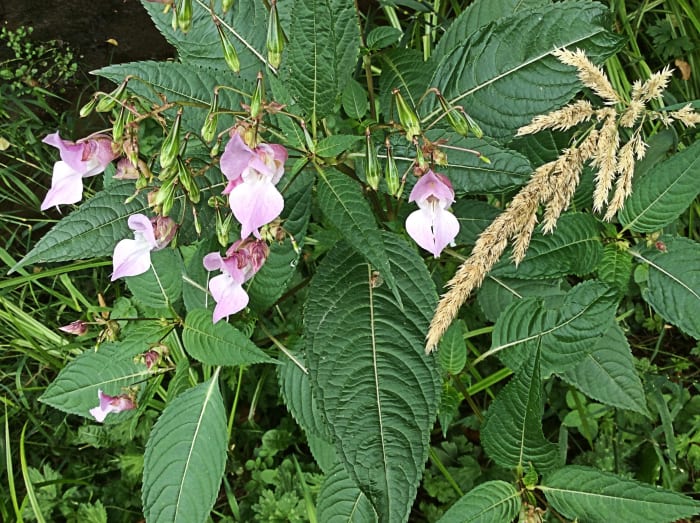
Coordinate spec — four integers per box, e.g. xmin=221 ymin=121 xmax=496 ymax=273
xmin=341 ymin=79 xmax=369 ymax=120
xmin=540 ymin=465 xmax=700 ymax=523
xmin=438 ymin=321 xmax=467 ymax=375
xmin=304 ymin=233 xmax=440 ymax=522
xmin=478 ymin=277 xmax=567 ymax=323
xmin=182 ymin=309 xmax=275 ymax=366
xmin=493 ymin=280 xmax=619 ymax=376
xmin=316 ymin=463 xmax=378 ymax=523
xmin=633 ymin=236 xmax=700 ymax=339
xmin=428 ymin=1 xmax=623 ymax=140
xmin=248 ymin=178 xmax=313 ymax=310
xmin=315 ymin=135 xmax=364 ymax=159
xmin=142 ymin=376 xmax=227 ymax=523
xmin=619 ymin=140 xmax=700 ymax=232
xmin=367 ymin=26 xmax=402 ymax=49
xmin=481 ymin=348 xmax=560 ymax=472
xmin=491 ymin=213 xmax=603 ymax=279
xmin=331 ymin=0 xmax=361 ymax=90
xmin=14 ymin=183 xmax=148 ymax=271
xmin=437 ymin=480 xmax=522 ymax=523
xmin=40 ymin=343 xmax=149 ymax=420
xmin=561 ymin=324 xmax=649 ymax=415
xmin=379 ymin=49 xmax=432 ymax=123
xmin=596 ymin=244 xmax=633 ymax=294
xmin=453 ymin=200 xmax=501 ymax=245
xmin=126 ymin=248 xmax=183 ymax=312
xmin=316 ymin=168 xmax=402 ymax=306
xmin=432 ymin=0 xmax=548 ymax=61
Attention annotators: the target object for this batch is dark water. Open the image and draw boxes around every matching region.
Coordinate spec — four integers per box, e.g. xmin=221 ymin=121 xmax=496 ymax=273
xmin=1 ymin=0 xmax=173 ymax=74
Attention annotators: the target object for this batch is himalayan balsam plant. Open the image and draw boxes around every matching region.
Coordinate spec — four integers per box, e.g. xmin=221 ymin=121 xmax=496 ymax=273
xmin=14 ymin=0 xmax=700 ymax=521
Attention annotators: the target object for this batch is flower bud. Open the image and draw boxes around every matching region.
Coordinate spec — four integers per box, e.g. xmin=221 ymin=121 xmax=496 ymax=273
xmin=266 ymin=0 xmax=284 ymax=68
xmin=160 ymin=109 xmax=182 ymax=169
xmin=96 ymin=80 xmax=128 ymax=113
xmin=217 ymin=25 xmax=240 ymax=74
xmin=79 ymin=96 xmax=98 ymax=118
xmin=384 ymin=140 xmax=401 ymax=197
xmin=201 ymin=94 xmax=219 ymax=142
xmin=151 ymin=215 xmax=178 ymax=247
xmin=177 ymin=0 xmax=193 ymax=33
xmin=59 ymin=320 xmax=88 ymax=336
xmin=364 ymin=128 xmax=380 ymax=190
xmin=392 ymin=88 xmax=421 ymax=141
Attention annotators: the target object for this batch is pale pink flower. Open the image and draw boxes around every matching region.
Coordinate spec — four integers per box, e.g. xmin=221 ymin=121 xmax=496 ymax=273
xmin=89 ymin=389 xmax=136 ymax=422
xmin=203 ymin=238 xmax=269 ymax=322
xmin=220 ymin=133 xmax=288 ymax=239
xmin=41 ymin=132 xmax=116 ymax=210
xmin=111 ymin=214 xmax=177 ymax=280
xmin=58 ymin=320 xmax=88 ymax=336
xmin=405 ymin=170 xmax=459 ymax=258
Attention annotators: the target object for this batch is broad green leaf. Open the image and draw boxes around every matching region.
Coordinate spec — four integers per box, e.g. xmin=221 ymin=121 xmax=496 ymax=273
xmin=453 ymin=200 xmax=501 ymax=246
xmin=366 ymin=26 xmax=402 ymax=50
xmin=182 ymin=309 xmax=275 ymax=365
xmin=142 ymin=376 xmax=227 ymax=523
xmin=40 ymin=343 xmax=149 ymax=420
xmin=248 ymin=178 xmax=313 ymax=310
xmin=330 ymin=0 xmax=361 ymax=90
xmin=126 ymin=248 xmax=183 ymax=312
xmin=315 ymin=135 xmax=364 ymax=159
xmin=541 ymin=465 xmax=700 ymax=523
xmin=596 ymin=244 xmax=633 ymax=294
xmin=428 ymin=1 xmax=623 ymax=140
xmin=316 ymin=168 xmax=401 ymax=306
xmin=438 ymin=321 xmax=467 ymax=375
xmin=562 ymin=324 xmax=648 ymax=415
xmin=491 ymin=213 xmax=603 ymax=279
xmin=633 ymin=236 xmax=700 ymax=339
xmin=493 ymin=280 xmax=619 ymax=376
xmin=432 ymin=0 xmax=548 ymax=61
xmin=304 ymin=234 xmax=440 ymax=522
xmin=379 ymin=49 xmax=432 ymax=123
xmin=619 ymin=140 xmax=700 ymax=232
xmin=316 ymin=463 xmax=378 ymax=523
xmin=437 ymin=383 xmax=461 ymax=436
xmin=478 ymin=277 xmax=567 ymax=323
xmin=481 ymin=349 xmax=559 ymax=472
xmin=141 ymin=0 xmax=268 ymax=77
xmin=510 ymin=129 xmax=576 ymax=166
xmin=14 ymin=182 xmax=148 ymax=271
xmin=437 ymin=480 xmax=522 ymax=523
xmin=341 ymin=79 xmax=369 ymax=120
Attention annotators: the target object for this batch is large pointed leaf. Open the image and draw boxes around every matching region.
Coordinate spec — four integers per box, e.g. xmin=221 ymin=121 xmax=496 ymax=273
xmin=182 ymin=309 xmax=275 ymax=366
xmin=437 ymin=480 xmax=522 ymax=523
xmin=428 ymin=1 xmax=623 ymax=140
xmin=438 ymin=321 xmax=467 ymax=375
xmin=540 ymin=466 xmax=700 ymax=523
xmin=330 ymin=0 xmax=361 ymax=91
xmin=126 ymin=248 xmax=183 ymax=312
xmin=316 ymin=168 xmax=401 ymax=305
xmin=304 ymin=233 xmax=440 ymax=522
xmin=378 ymin=49 xmax=433 ymax=123
xmin=40 ymin=343 xmax=149 ymax=420
xmin=491 ymin=213 xmax=603 ymax=279
xmin=481 ymin=349 xmax=559 ymax=472
xmin=142 ymin=376 xmax=227 ymax=523
xmin=14 ymin=182 xmax=148 ymax=271
xmin=596 ymin=243 xmax=633 ymax=294
xmin=453 ymin=200 xmax=501 ymax=246
xmin=633 ymin=236 xmax=700 ymax=339
xmin=619 ymin=140 xmax=700 ymax=232
xmin=316 ymin=463 xmax=378 ymax=523
xmin=493 ymin=280 xmax=619 ymax=376
xmin=478 ymin=277 xmax=566 ymax=323
xmin=561 ymin=324 xmax=649 ymax=416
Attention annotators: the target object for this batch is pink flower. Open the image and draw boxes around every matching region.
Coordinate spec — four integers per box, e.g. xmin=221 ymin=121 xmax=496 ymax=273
xmin=405 ymin=170 xmax=459 ymax=258
xmin=220 ymin=133 xmax=288 ymax=239
xmin=111 ymin=214 xmax=177 ymax=280
xmin=89 ymin=389 xmax=136 ymax=422
xmin=58 ymin=320 xmax=88 ymax=336
xmin=41 ymin=132 xmax=116 ymax=210
xmin=203 ymin=238 xmax=269 ymax=322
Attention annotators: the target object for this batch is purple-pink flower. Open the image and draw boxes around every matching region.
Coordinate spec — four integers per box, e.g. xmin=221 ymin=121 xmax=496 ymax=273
xmin=111 ymin=214 xmax=177 ymax=281
xmin=203 ymin=238 xmax=269 ymax=322
xmin=405 ymin=170 xmax=459 ymax=258
xmin=220 ymin=133 xmax=288 ymax=239
xmin=89 ymin=389 xmax=136 ymax=422
xmin=59 ymin=320 xmax=88 ymax=336
xmin=41 ymin=132 xmax=116 ymax=211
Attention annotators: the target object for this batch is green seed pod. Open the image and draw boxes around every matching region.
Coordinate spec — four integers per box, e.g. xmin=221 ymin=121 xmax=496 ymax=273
xmin=436 ymin=92 xmax=470 ymax=137
xmin=222 ymin=0 xmax=234 ymax=13
xmin=463 ymin=110 xmax=483 ymax=139
xmin=112 ymin=106 xmax=127 ymax=142
xmin=364 ymin=128 xmax=380 ymax=191
xmin=217 ymin=25 xmax=240 ymax=74
xmin=177 ymin=157 xmax=200 ymax=203
xmin=392 ymin=88 xmax=421 ymax=141
xmin=250 ymin=72 xmax=264 ymax=119
xmin=79 ymin=96 xmax=98 ymax=118
xmin=160 ymin=109 xmax=182 ymax=169
xmin=96 ymin=80 xmax=127 ymax=113
xmin=216 ymin=211 xmax=233 ymax=247
xmin=201 ymin=93 xmax=219 ymax=142
xmin=384 ymin=141 xmax=401 ymax=197
xmin=266 ymin=0 xmax=284 ymax=68
xmin=177 ymin=0 xmax=193 ymax=33
xmin=155 ymin=177 xmax=177 ymax=217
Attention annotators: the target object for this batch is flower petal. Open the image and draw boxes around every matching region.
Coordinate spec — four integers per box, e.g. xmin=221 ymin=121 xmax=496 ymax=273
xmin=128 ymin=214 xmax=158 ymax=248
xmin=220 ymin=133 xmax=254 ymax=182
xmin=229 ymin=177 xmax=284 ymax=239
xmin=209 ymin=273 xmax=249 ymax=322
xmin=405 ymin=204 xmax=459 ymax=258
xmin=111 ymin=237 xmax=153 ymax=280
xmin=203 ymin=252 xmax=225 ymax=271
xmin=43 ymin=132 xmax=87 ymax=173
xmin=40 ymin=161 xmax=85 ymax=210
xmin=408 ymin=170 xmax=455 ymax=207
